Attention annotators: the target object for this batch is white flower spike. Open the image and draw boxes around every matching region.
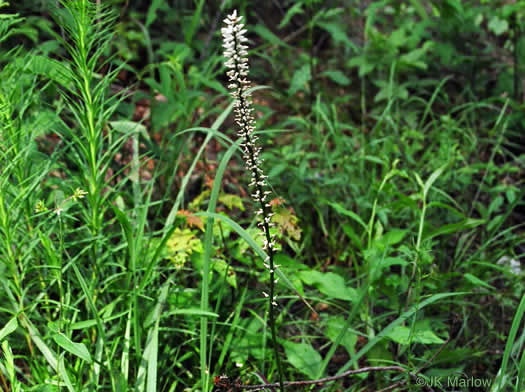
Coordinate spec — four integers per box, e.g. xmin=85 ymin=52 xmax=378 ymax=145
xmin=222 ymin=11 xmax=285 ymax=389
xmin=221 ymin=10 xmax=276 ymax=252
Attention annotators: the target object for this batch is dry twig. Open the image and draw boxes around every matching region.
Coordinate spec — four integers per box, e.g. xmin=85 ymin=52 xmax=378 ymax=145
xmin=215 ymin=365 xmax=435 ymax=391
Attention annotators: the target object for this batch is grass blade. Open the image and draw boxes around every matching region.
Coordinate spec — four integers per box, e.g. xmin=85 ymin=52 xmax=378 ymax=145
xmin=492 ymin=293 xmax=525 ymax=392
xmin=200 ymin=139 xmax=242 ymax=391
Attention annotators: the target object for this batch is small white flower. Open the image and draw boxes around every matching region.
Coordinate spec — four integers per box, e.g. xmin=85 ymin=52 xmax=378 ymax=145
xmin=497 ymin=256 xmax=522 ymax=275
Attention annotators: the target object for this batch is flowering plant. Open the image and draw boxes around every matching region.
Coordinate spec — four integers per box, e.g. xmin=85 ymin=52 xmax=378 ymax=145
xmin=221 ymin=10 xmax=285 ymax=390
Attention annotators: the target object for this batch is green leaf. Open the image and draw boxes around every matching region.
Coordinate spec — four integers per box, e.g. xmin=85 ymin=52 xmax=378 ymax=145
xmin=141 ymin=281 xmax=169 ymax=392
xmin=212 ymin=259 xmax=237 ymax=289
xmin=298 ymin=270 xmax=357 ymax=302
xmin=442 ymin=0 xmax=463 ymax=15
xmin=218 ymin=193 xmax=244 ymax=211
xmin=165 ymin=228 xmax=203 ymax=268
xmin=28 ymin=55 xmax=72 ymax=87
xmin=317 ymin=21 xmax=356 ymax=49
xmin=423 ymin=164 xmax=446 ymax=198
xmin=288 ymin=64 xmax=311 ymax=95
xmin=493 ymin=293 xmax=525 ymax=391
xmin=487 ymin=214 xmax=505 ymax=233
xmin=324 ymin=316 xmax=357 ymax=355
xmin=488 ymin=195 xmax=504 ymax=215
xmin=278 ymin=3 xmax=303 ymax=29
xmin=253 ymin=24 xmax=283 ymax=46
xmin=325 ymin=201 xmax=367 ymax=231
xmin=367 ymin=340 xmax=392 ymax=364
xmin=409 ymin=0 xmax=429 ymax=19
xmin=52 ymin=333 xmax=92 ymax=363
xmin=506 ymin=188 xmax=516 ymax=204
xmin=339 ymin=293 xmax=465 ymax=373
xmin=342 ymin=224 xmax=363 ymax=249
xmin=110 ymin=120 xmax=150 ymax=145
xmin=348 ymin=55 xmax=375 ymax=76
xmin=321 ymin=70 xmax=351 ymax=86
xmin=374 ymin=229 xmax=408 ymax=251
xmin=423 ymin=218 xmax=485 ymax=241
xmin=374 ymin=82 xmax=409 ymax=102
xmin=399 ymin=45 xmax=433 ymax=70
xmin=274 ymin=254 xmax=309 ymax=271
xmin=0 ymin=318 xmax=17 ymax=341
xmin=488 ymin=16 xmax=509 ymax=36
xmin=169 ymin=309 xmax=218 ymax=317
xmin=389 ymin=28 xmax=406 ymax=47
xmin=195 ymin=211 xmax=317 ymax=315
xmin=387 ymin=324 xmax=445 ymax=345
xmin=283 ymin=341 xmax=322 ymax=379
xmin=463 ymin=273 xmax=495 ymax=290
xmin=1 ymin=341 xmax=14 ymax=382
xmin=199 ymin=141 xmax=240 ymax=392
xmin=369 ymin=257 xmax=409 ymax=282
xmin=110 ymin=120 xmax=147 ymax=135
xmin=70 ymin=320 xmax=97 ymax=330
xmin=145 ymin=0 xmax=165 ymax=28
xmin=58 ymin=355 xmax=75 ymax=392
xmin=272 ymin=207 xmax=302 ymax=241
xmin=274 ymin=255 xmax=307 ymax=295
xmin=152 ymin=101 xmax=178 ymax=132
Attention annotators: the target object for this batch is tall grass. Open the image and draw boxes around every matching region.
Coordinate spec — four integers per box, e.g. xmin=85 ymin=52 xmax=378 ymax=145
xmin=0 ymin=1 xmax=524 ymax=391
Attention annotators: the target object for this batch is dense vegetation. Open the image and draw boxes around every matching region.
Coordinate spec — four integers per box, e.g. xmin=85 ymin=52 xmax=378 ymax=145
xmin=0 ymin=1 xmax=524 ymax=391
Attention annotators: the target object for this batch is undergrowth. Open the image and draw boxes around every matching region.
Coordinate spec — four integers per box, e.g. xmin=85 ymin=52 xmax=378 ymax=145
xmin=0 ymin=1 xmax=524 ymax=392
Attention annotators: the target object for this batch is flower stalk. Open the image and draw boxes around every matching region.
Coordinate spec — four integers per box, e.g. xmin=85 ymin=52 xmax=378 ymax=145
xmin=221 ymin=10 xmax=284 ymax=391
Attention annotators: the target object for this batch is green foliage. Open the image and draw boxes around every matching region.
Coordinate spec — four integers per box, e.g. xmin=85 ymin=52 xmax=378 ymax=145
xmin=283 ymin=340 xmax=322 ymax=379
xmin=165 ymin=228 xmax=203 ymax=268
xmin=298 ymin=270 xmax=357 ymax=302
xmin=0 ymin=1 xmax=523 ymax=391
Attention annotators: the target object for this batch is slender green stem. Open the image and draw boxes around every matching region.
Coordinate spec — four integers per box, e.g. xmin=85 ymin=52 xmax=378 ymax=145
xmin=241 ymin=118 xmax=285 ymax=391
xmin=235 ymin=59 xmax=285 ymax=392
xmin=251 ymin=140 xmax=284 ymax=390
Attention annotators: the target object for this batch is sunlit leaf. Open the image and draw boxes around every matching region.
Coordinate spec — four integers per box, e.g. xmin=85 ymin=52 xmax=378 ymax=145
xmin=272 ymin=207 xmax=301 ymax=241
xmin=219 ymin=194 xmax=245 ymax=211
xmin=52 ymin=333 xmax=92 ymax=363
